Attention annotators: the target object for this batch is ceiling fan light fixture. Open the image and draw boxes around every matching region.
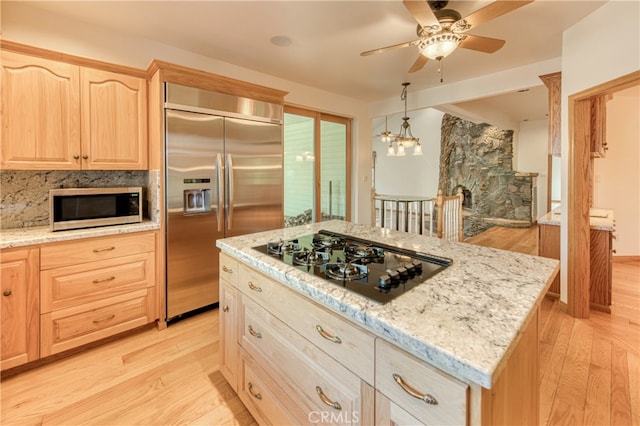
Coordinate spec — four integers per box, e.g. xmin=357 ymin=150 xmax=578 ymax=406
xmin=387 ymin=142 xmax=396 ymax=156
xmin=419 ymin=32 xmax=462 ymax=60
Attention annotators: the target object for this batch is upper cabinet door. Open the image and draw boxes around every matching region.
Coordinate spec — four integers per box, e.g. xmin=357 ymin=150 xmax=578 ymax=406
xmin=81 ymin=68 xmax=147 ymax=170
xmin=1 ymin=51 xmax=81 ymax=170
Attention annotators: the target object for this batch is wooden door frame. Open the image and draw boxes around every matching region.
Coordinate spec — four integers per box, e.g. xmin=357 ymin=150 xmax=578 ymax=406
xmin=567 ymin=70 xmax=640 ymax=318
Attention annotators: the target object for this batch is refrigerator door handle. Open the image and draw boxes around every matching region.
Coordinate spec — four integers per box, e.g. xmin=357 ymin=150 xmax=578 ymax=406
xmin=216 ymin=153 xmax=223 ymax=232
xmin=226 ymin=153 xmax=234 ymax=230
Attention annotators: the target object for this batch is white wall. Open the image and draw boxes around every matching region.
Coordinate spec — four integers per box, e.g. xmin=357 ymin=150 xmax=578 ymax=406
xmin=1 ymin=2 xmax=374 ymax=224
xmin=372 ymin=109 xmax=444 ymax=197
xmin=560 ymin=0 xmax=640 ymax=301
xmin=516 ymin=119 xmax=549 ymax=219
xmin=593 ymin=86 xmax=640 ymax=256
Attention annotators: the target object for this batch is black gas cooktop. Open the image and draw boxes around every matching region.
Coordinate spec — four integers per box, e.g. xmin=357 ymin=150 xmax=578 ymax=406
xmin=253 ymin=230 xmax=452 ymax=304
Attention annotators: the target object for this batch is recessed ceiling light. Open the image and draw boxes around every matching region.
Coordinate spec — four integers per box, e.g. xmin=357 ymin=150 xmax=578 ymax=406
xmin=270 ymin=35 xmax=292 ymax=47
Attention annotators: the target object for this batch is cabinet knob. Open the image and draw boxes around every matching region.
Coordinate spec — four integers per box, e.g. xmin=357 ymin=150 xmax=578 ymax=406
xmin=223 ymin=306 xmax=229 ymax=313
xmin=73 ymin=154 xmax=80 ymax=160
xmin=82 ymin=155 xmax=88 ymax=160
xmin=3 ymin=290 xmax=12 ymax=297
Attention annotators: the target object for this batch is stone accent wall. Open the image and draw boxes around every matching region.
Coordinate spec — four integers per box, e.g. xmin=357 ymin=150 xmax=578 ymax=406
xmin=438 ymin=114 xmax=536 ymax=237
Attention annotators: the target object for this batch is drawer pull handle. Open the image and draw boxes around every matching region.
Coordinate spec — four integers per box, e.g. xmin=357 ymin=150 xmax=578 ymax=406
xmin=3 ymin=290 xmax=12 ymax=297
xmin=248 ymin=325 xmax=262 ymax=339
xmin=93 ymin=276 xmax=116 ymax=284
xmin=316 ymin=386 xmax=342 ymax=410
xmin=222 ymin=265 xmax=233 ymax=273
xmin=248 ymin=382 xmax=262 ymax=400
xmin=92 ymin=314 xmax=116 ymax=325
xmin=248 ymin=282 xmax=262 ymax=292
xmin=392 ymin=374 xmax=438 ymax=405
xmin=315 ymin=325 xmax=342 ymax=344
xmin=223 ymin=306 xmax=230 ymax=313
xmin=93 ymin=246 xmax=116 ymax=253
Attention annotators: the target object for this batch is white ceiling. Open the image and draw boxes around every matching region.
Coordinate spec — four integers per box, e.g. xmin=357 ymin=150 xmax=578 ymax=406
xmin=19 ymin=0 xmax=606 ymax=122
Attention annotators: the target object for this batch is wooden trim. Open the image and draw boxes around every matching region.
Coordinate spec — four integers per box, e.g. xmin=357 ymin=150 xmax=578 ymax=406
xmin=146 ymin=60 xmax=287 ymax=105
xmin=613 ymin=255 xmax=640 ymax=262
xmin=0 ymin=40 xmax=147 ymax=78
xmin=567 ymin=70 xmax=640 ymax=319
xmin=567 ymin=98 xmax=592 ymax=318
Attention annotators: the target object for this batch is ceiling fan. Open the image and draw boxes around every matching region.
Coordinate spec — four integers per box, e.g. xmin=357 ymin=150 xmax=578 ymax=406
xmin=361 ymin=0 xmax=533 ymax=74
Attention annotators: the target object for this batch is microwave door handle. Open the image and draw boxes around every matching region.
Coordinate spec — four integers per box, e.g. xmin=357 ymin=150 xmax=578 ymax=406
xmin=216 ymin=153 xmax=223 ymax=232
xmin=226 ymin=153 xmax=234 ymax=230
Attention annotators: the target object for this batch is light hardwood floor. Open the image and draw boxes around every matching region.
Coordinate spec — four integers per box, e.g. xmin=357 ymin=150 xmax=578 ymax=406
xmin=2 ymin=226 xmax=638 ymax=425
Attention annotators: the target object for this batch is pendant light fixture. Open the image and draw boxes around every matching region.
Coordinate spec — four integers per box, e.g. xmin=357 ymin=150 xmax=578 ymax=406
xmin=385 ymin=82 xmax=423 ymax=157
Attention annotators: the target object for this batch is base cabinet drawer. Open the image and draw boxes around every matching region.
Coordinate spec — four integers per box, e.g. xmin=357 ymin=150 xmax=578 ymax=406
xmin=41 ymin=288 xmax=155 ymax=357
xmin=41 ymin=252 xmax=154 ymax=312
xmin=239 ymin=351 xmax=302 ymax=426
xmin=40 ymin=232 xmax=155 ymax=270
xmin=376 ymin=339 xmax=469 ymax=425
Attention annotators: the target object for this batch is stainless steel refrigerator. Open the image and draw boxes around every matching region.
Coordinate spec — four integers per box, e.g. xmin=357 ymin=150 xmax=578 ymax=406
xmin=165 ymin=83 xmax=283 ymax=321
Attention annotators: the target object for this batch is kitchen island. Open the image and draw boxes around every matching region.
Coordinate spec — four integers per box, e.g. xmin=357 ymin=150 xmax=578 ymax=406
xmin=217 ymin=220 xmax=558 ymax=425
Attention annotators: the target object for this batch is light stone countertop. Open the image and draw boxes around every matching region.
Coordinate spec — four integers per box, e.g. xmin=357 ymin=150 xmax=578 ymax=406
xmin=0 ymin=220 xmax=160 ymax=249
xmin=216 ymin=220 xmax=559 ymax=389
xmin=538 ymin=207 xmax=615 ymax=231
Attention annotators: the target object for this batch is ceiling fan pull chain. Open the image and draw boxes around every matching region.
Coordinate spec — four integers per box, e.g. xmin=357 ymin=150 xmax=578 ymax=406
xmin=438 ymin=58 xmax=444 ymax=83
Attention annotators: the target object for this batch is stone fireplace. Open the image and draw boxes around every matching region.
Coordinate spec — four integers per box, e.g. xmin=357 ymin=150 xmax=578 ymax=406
xmin=438 ymin=114 xmax=537 ymax=237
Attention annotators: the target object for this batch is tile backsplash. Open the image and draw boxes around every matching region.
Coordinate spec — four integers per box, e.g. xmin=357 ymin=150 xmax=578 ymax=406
xmin=0 ymin=170 xmax=160 ymax=229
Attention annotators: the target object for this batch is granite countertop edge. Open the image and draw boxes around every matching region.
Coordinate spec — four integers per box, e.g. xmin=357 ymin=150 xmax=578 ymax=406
xmin=0 ymin=220 xmax=160 ymax=249
xmin=538 ymin=208 xmax=615 ymax=231
xmin=216 ymin=220 xmax=559 ymax=389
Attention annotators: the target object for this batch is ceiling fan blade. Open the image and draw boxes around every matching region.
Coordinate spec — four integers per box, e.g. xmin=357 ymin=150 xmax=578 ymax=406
xmin=360 ymin=39 xmax=419 ymax=56
xmin=408 ymin=55 xmax=429 ymax=73
xmin=459 ymin=34 xmax=506 ymax=53
xmin=403 ymin=0 xmax=440 ymax=29
xmin=456 ymin=0 xmax=533 ymax=30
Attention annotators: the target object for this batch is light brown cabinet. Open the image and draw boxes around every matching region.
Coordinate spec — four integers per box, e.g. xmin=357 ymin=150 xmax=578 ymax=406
xmin=80 ymin=67 xmax=147 ymax=169
xmin=590 ymin=229 xmax=613 ymax=311
xmin=0 ymin=247 xmax=39 ymax=371
xmin=375 ymin=339 xmax=468 ymax=425
xmin=221 ymin=251 xmax=543 ymax=425
xmin=1 ymin=51 xmax=81 ymax=170
xmin=538 ymin=224 xmax=561 ymax=296
xmin=219 ymin=253 xmax=239 ymax=392
xmin=0 ymin=50 xmax=147 ymax=170
xmin=538 ymin=223 xmax=613 ymax=311
xmin=40 ymin=232 xmax=157 ymax=356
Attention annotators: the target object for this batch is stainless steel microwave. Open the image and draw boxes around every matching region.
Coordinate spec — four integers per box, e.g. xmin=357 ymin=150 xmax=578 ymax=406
xmin=49 ymin=187 xmax=143 ymax=231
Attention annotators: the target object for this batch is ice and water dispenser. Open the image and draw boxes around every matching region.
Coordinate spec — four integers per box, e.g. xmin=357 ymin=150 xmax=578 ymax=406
xmin=182 ymin=179 xmax=212 ymax=214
